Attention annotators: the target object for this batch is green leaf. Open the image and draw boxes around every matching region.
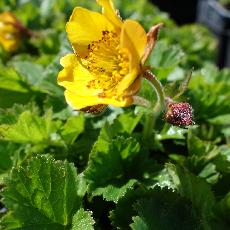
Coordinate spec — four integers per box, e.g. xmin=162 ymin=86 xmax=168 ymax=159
xmin=147 ymin=40 xmax=185 ymax=80
xmin=1 ymin=154 xmax=83 ymax=229
xmin=163 ymin=25 xmax=217 ymax=67
xmin=84 ymin=126 xmax=141 ymax=202
xmin=110 ymin=187 xmax=147 ymax=229
xmin=214 ymin=145 xmax=230 ymax=173
xmin=187 ymin=130 xmax=207 ymax=157
xmin=130 ymin=188 xmax=200 ymax=230
xmin=164 ymin=164 xmax=216 ymax=226
xmin=198 ymin=163 xmax=220 ymax=184
xmin=92 ymin=179 xmax=137 ymax=203
xmin=186 ymin=130 xmax=222 ymax=176
xmin=216 ymin=192 xmax=230 ymax=225
xmin=147 ymin=167 xmax=178 ymax=190
xmin=131 ymin=216 xmax=148 ymax=230
xmin=112 ymin=186 xmax=189 ymax=229
xmin=0 ymin=67 xmax=29 ymax=93
xmin=157 ymin=124 xmax=187 ymax=141
xmin=1 ymin=111 xmax=61 ymax=146
xmin=12 ymin=54 xmax=64 ymax=98
xmin=0 ymin=67 xmax=33 ymax=108
xmin=0 ymin=89 xmax=33 ymax=109
xmin=40 ymin=54 xmax=65 ymax=97
xmin=149 ymin=41 xmax=185 ymax=69
xmin=40 ymin=0 xmax=56 ymax=17
xmin=167 ymin=67 xmax=185 ymax=82
xmin=0 ymin=103 xmax=40 ymax=125
xmin=188 ymin=65 xmax=230 ymax=121
xmin=71 ymin=209 xmax=95 ymax=230
xmin=113 ymin=111 xmax=143 ymax=134
xmin=140 ymin=164 xmax=217 ymax=228
xmin=0 ymin=141 xmax=16 ymax=174
xmin=61 ymin=115 xmax=85 ymax=145
xmin=95 ymin=110 xmax=143 ymax=135
xmin=208 ymin=114 xmax=230 ymax=125
xmin=137 ymin=78 xmax=157 ymax=103
xmin=116 ymin=0 xmax=175 ymax=29
xmin=12 ymin=61 xmax=45 ymax=86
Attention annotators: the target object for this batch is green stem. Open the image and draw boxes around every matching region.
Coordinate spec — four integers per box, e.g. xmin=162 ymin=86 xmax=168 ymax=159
xmin=144 ymin=70 xmax=165 ymax=110
xmin=142 ymin=70 xmax=166 ymax=143
xmin=132 ymin=96 xmax=152 ymax=108
xmin=143 ymin=112 xmax=155 ymax=144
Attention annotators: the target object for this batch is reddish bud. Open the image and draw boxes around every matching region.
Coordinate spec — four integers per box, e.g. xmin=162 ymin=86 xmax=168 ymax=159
xmin=165 ymin=102 xmax=193 ymax=126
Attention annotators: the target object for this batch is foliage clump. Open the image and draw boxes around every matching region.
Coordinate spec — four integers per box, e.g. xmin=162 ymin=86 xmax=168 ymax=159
xmin=0 ymin=0 xmax=230 ymax=229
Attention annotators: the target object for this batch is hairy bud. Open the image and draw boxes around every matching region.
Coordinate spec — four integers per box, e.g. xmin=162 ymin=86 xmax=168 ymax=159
xmin=165 ymin=102 xmax=193 ymax=126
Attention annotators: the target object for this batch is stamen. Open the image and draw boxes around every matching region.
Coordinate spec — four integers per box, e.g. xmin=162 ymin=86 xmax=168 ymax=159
xmin=83 ymin=30 xmax=129 ymax=99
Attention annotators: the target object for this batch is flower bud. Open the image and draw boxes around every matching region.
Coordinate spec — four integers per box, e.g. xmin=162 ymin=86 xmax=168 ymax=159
xmin=0 ymin=12 xmax=22 ymax=52
xmin=165 ymin=102 xmax=194 ymax=126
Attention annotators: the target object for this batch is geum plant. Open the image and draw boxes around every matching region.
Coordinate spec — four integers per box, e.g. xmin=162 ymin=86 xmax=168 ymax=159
xmin=0 ymin=0 xmax=202 ymax=230
xmin=57 ymin=0 xmax=193 ymax=127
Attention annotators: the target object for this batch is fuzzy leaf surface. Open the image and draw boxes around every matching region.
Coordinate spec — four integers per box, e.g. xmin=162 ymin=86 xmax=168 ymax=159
xmin=1 ymin=154 xmax=83 ymax=229
xmin=130 ymin=188 xmax=200 ymax=230
xmin=84 ymin=126 xmax=140 ymax=202
xmin=71 ymin=209 xmax=95 ymax=230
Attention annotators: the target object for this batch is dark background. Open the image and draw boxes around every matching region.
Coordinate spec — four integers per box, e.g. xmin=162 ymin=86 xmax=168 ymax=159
xmin=150 ymin=0 xmax=199 ymax=24
xmin=151 ymin=0 xmax=230 ymax=68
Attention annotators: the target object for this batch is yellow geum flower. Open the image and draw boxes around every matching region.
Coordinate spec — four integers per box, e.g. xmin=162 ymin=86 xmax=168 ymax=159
xmin=58 ymin=0 xmax=148 ymax=111
xmin=0 ymin=12 xmax=21 ymax=52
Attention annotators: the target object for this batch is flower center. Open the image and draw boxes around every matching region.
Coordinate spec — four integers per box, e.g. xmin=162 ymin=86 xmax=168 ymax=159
xmin=82 ymin=30 xmax=129 ymax=97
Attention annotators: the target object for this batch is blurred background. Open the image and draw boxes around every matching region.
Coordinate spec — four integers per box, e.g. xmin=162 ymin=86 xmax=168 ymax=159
xmin=151 ymin=0 xmax=230 ymax=68
xmin=151 ymin=0 xmax=198 ymax=24
xmin=1 ymin=0 xmax=229 ymax=68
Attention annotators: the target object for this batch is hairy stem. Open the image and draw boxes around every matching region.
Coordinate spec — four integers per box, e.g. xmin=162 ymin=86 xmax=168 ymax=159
xmin=142 ymin=70 xmax=166 ymax=143
xmin=132 ymin=96 xmax=152 ymax=108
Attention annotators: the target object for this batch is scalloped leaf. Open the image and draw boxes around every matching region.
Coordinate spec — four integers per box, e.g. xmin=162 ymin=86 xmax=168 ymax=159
xmin=0 ymin=110 xmax=61 ymax=146
xmin=1 ymin=154 xmax=85 ymax=229
xmin=84 ymin=125 xmax=141 ymax=202
xmin=71 ymin=209 xmax=95 ymax=230
xmin=130 ymin=188 xmax=200 ymax=230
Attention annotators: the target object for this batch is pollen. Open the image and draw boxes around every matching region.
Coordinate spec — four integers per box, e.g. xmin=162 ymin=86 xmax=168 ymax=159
xmin=83 ymin=30 xmax=130 ymax=97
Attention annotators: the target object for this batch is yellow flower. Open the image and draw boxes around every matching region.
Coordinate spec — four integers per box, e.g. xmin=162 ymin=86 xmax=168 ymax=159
xmin=58 ymin=0 xmax=147 ymax=111
xmin=0 ymin=12 xmax=21 ymax=52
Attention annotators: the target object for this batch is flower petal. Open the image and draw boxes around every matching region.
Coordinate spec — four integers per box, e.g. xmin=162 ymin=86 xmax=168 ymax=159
xmin=65 ymin=90 xmax=133 ymax=110
xmin=0 ymin=12 xmax=20 ymax=52
xmin=116 ymin=68 xmax=140 ymax=95
xmin=58 ymin=54 xmax=102 ymax=96
xmin=120 ymin=19 xmax=147 ymax=67
xmin=123 ymin=77 xmax=142 ymax=96
xmin=97 ymin=0 xmax=122 ymax=29
xmin=66 ymin=7 xmax=115 ymax=57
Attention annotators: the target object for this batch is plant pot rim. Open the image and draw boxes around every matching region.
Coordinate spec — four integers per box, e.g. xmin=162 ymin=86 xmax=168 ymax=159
xmin=198 ymin=0 xmax=230 ymax=34
xmin=209 ymin=0 xmax=230 ymax=19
